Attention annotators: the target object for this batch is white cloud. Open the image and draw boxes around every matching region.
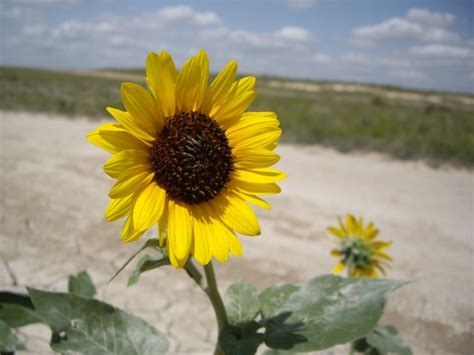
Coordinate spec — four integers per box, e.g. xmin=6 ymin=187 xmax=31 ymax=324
xmin=353 ymin=18 xmax=422 ymax=41
xmin=157 ymin=5 xmax=220 ymax=26
xmin=158 ymin=5 xmax=194 ymax=21
xmin=411 ymin=45 xmax=474 ymax=59
xmin=0 ymin=6 xmax=23 ymax=20
xmin=313 ymin=53 xmax=331 ymax=64
xmin=342 ymin=52 xmax=370 ymax=65
xmin=49 ymin=5 xmax=222 ymax=43
xmin=407 ymin=8 xmax=455 ymax=27
xmin=9 ymin=0 xmax=80 ymax=6
xmin=284 ymin=0 xmax=318 ymax=11
xmin=342 ymin=53 xmax=412 ymax=68
xmin=275 ymin=26 xmax=311 ymax=42
xmin=3 ymin=2 xmax=472 ymax=93
xmin=4 ymin=3 xmax=315 ymax=78
xmin=22 ymin=24 xmax=48 ymax=36
xmin=425 ymin=28 xmax=459 ymax=42
xmin=198 ymin=25 xmax=313 ymax=51
xmin=351 ymin=8 xmax=459 ymax=44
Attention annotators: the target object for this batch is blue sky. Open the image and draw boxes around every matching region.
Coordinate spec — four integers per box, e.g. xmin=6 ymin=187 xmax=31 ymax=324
xmin=1 ymin=0 xmax=473 ymax=92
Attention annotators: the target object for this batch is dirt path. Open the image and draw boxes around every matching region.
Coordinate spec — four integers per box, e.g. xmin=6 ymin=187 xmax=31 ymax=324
xmin=1 ymin=111 xmax=472 ymax=354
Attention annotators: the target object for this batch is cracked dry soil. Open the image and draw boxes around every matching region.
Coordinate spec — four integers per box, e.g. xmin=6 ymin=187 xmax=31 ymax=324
xmin=0 ymin=111 xmax=473 ymax=354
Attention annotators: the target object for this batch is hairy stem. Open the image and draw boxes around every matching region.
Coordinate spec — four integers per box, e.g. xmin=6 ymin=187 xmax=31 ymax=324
xmin=184 ymin=259 xmax=206 ymax=291
xmin=204 ymin=261 xmax=228 ymax=355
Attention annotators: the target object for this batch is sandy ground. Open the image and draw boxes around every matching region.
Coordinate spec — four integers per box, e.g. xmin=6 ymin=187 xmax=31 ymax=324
xmin=1 ymin=111 xmax=473 ymax=354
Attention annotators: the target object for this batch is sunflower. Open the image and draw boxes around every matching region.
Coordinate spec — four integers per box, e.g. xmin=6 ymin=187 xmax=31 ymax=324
xmin=87 ymin=50 xmax=285 ymax=268
xmin=327 ymin=214 xmax=392 ymax=278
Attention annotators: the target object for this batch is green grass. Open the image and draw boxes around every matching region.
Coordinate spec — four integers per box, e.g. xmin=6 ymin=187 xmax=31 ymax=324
xmin=0 ymin=67 xmax=124 ymax=117
xmin=253 ymin=91 xmax=474 ymax=166
xmin=1 ymin=66 xmax=473 ymax=167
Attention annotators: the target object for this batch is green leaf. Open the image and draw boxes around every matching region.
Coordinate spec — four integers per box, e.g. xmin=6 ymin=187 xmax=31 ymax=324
xmin=218 ymin=323 xmax=264 ymax=355
xmin=0 ymin=303 xmax=43 ymax=328
xmin=0 ymin=291 xmax=42 ymax=328
xmin=261 ymin=312 xmax=307 ymax=350
xmin=0 ymin=291 xmax=35 ymax=309
xmin=366 ymin=325 xmax=413 ymax=355
xmin=0 ymin=320 xmax=26 ymax=352
xmin=27 ymin=287 xmax=168 ymax=354
xmin=68 ymin=270 xmax=96 ymax=298
xmin=127 ymin=254 xmax=170 ymax=286
xmin=109 ymin=238 xmax=161 ymax=283
xmin=259 ymin=275 xmax=407 ymax=352
xmin=224 ymin=281 xmax=260 ymax=324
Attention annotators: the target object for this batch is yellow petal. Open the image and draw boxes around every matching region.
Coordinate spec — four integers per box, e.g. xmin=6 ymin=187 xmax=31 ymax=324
xmin=233 ymin=168 xmax=287 ymax=184
xmin=168 ymin=200 xmax=193 ymax=261
xmin=109 ymin=167 xmax=154 ymax=198
xmin=213 ymin=192 xmax=261 ymax=236
xmin=106 ymin=107 xmax=154 ymax=142
xmin=105 ymin=194 xmax=134 ymax=221
xmin=220 ymin=111 xmax=279 ymax=132
xmin=213 ymin=90 xmax=256 ymax=123
xmin=132 ymin=183 xmax=166 ymax=231
xmin=166 ymin=214 xmax=187 ymax=268
xmin=225 ymin=228 xmax=243 ymax=257
xmin=236 ymin=191 xmax=271 ymax=209
xmin=365 ymin=225 xmax=380 ymax=240
xmin=191 ymin=207 xmax=212 ymax=265
xmin=224 ymin=76 xmax=256 ymax=102
xmin=371 ymin=241 xmax=392 ymax=251
xmin=95 ymin=124 xmax=150 ymax=153
xmin=146 ymin=51 xmax=177 ymax=118
xmin=373 ymin=261 xmax=387 ymax=276
xmin=175 ymin=50 xmax=209 ymax=112
xmin=226 ymin=117 xmax=280 ymax=140
xmin=374 ymin=251 xmax=393 ymax=261
xmin=233 ymin=148 xmax=280 ymax=169
xmin=195 ymin=50 xmax=210 ymax=110
xmin=103 ymin=149 xmax=149 ymax=178
xmin=239 ymin=112 xmax=280 ymax=126
xmin=369 ymin=270 xmax=379 ymax=279
xmin=228 ymin=128 xmax=282 ymax=151
xmin=330 ymin=249 xmax=341 ymax=257
xmin=121 ymin=216 xmax=146 ymax=243
xmin=86 ymin=123 xmax=118 ymax=154
xmin=202 ymin=60 xmax=237 ymax=115
xmin=210 ymin=220 xmax=230 ymax=262
xmin=121 ymin=82 xmax=163 ymax=131
xmin=346 ymin=214 xmax=357 ymax=235
xmin=167 ymin=246 xmax=187 ymax=268
xmin=234 ymin=76 xmax=256 ymax=96
xmin=87 ymin=123 xmax=149 ymax=154
xmin=233 ymin=180 xmax=281 ymax=195
xmin=159 ymin=51 xmax=177 ymax=82
xmin=328 ymin=227 xmax=346 ymax=239
xmin=226 ymin=119 xmax=280 ymax=139
xmin=332 ymin=262 xmax=345 ymax=275
xmin=337 ymin=216 xmax=347 ymax=234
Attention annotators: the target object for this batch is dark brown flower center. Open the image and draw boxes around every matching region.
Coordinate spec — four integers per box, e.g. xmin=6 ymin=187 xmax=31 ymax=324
xmin=150 ymin=111 xmax=233 ymax=205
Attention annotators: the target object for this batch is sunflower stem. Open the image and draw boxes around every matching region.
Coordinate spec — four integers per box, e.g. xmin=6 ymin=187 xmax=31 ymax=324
xmin=347 ymin=265 xmax=356 ymax=355
xmin=184 ymin=259 xmax=207 ymax=291
xmin=204 ymin=261 xmax=228 ymax=355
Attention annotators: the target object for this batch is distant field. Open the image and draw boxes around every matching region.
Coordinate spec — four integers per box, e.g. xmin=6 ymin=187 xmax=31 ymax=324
xmin=1 ymin=66 xmax=473 ymax=167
